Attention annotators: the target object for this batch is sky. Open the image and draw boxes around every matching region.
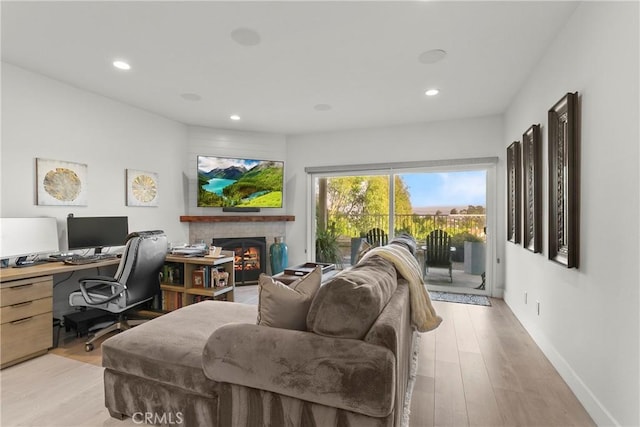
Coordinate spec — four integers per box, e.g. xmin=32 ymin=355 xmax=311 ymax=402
xmin=399 ymin=170 xmax=486 ymax=207
xmin=198 ymin=155 xmax=261 ymax=173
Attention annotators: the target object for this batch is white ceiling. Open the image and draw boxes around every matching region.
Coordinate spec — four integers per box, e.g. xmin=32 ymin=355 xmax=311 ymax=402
xmin=1 ymin=1 xmax=579 ymax=135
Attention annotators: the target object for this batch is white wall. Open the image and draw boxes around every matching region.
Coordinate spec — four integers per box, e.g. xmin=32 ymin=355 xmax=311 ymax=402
xmin=185 ymin=126 xmax=287 ymax=218
xmin=1 ymin=63 xmax=190 ymax=246
xmin=503 ymin=3 xmax=639 ymax=426
xmin=286 ymin=115 xmax=505 ymax=287
xmin=182 ymin=126 xmax=288 ymax=255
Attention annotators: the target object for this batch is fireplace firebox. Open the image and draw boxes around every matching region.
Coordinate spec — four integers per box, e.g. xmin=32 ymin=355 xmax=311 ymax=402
xmin=212 ymin=237 xmax=267 ymax=285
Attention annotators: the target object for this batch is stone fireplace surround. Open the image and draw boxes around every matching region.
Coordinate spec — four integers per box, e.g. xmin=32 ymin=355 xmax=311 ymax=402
xmin=186 ymin=217 xmax=291 ymax=276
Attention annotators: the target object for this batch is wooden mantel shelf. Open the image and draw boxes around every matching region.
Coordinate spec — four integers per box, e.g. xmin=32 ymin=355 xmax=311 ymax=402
xmin=180 ymin=215 xmax=295 ymax=223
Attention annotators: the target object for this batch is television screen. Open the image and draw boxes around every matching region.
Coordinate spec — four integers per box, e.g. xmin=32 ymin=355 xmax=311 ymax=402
xmin=197 ymin=155 xmax=284 ymax=208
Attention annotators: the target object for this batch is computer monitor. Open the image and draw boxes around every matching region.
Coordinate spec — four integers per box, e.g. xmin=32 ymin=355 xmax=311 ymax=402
xmin=0 ymin=217 xmax=60 ymax=265
xmin=67 ymin=216 xmax=129 ymax=254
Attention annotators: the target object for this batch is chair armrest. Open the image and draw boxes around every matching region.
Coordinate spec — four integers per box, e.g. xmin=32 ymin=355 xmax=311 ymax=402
xmin=203 ymin=323 xmax=396 ymax=417
xmin=78 ymin=277 xmax=126 ymax=306
xmin=80 ymin=275 xmax=119 ymax=283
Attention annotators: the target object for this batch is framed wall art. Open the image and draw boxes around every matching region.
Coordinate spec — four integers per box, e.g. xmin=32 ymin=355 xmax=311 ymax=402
xmin=548 ymin=92 xmax=579 ymax=268
xmin=506 ymin=141 xmax=521 ymax=244
xmin=126 ymin=169 xmax=159 ymax=207
xmin=522 ymin=124 xmax=542 ymax=253
xmin=36 ymin=158 xmax=88 ymax=206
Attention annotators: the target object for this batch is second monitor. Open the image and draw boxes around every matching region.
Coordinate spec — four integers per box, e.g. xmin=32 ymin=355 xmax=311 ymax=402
xmin=67 ymin=216 xmax=129 ymax=254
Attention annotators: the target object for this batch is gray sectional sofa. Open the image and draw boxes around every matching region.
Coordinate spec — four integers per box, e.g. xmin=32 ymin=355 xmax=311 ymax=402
xmin=102 ymin=242 xmax=421 ymax=426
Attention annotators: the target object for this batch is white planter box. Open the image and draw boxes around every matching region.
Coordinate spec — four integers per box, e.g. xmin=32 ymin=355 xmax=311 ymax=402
xmin=463 ymin=241 xmax=486 ymax=275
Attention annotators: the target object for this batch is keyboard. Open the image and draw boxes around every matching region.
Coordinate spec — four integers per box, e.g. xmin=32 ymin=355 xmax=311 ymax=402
xmin=63 ymin=254 xmax=118 ymax=265
xmin=48 ymin=253 xmax=81 ymax=262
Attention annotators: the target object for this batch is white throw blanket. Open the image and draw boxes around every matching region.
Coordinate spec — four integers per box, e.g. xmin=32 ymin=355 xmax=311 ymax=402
xmin=360 ymin=244 xmax=442 ymax=332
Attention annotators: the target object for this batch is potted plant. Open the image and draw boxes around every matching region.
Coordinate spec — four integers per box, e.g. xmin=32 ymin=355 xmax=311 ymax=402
xmin=315 ymin=227 xmax=343 ymax=268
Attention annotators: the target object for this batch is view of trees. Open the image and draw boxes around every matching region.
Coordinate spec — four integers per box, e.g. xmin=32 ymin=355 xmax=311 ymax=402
xmin=321 ymin=175 xmax=412 ymax=235
xmin=317 ymin=175 xmax=485 ymax=241
xmin=450 ymin=205 xmax=485 ymax=214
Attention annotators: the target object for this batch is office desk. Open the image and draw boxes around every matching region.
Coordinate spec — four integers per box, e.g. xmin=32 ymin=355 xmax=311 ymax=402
xmin=0 ymin=259 xmax=120 ymax=368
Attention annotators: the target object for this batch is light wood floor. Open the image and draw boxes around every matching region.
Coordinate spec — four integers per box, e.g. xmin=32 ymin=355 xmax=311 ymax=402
xmin=12 ymin=286 xmax=594 ymax=426
xmin=409 ymin=298 xmax=595 ymax=427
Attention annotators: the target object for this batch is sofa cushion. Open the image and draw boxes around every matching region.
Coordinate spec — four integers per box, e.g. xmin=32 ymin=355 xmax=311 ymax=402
xmin=101 ymin=300 xmax=257 ymax=396
xmin=257 ymin=266 xmax=321 ymax=330
xmin=204 ymin=323 xmax=397 ymax=418
xmin=306 ymin=255 xmax=398 ymax=339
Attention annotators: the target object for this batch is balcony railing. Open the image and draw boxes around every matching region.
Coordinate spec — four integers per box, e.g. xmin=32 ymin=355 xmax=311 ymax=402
xmin=327 ymin=213 xmax=486 ymax=241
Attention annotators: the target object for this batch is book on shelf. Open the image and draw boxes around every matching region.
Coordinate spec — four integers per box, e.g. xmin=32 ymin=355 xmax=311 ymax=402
xmin=161 ymin=290 xmax=183 ymax=311
xmin=162 ymin=263 xmax=183 ymax=285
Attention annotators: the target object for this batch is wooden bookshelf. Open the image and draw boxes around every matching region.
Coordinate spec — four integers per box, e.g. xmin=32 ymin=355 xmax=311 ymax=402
xmin=160 ymin=253 xmax=235 ymax=311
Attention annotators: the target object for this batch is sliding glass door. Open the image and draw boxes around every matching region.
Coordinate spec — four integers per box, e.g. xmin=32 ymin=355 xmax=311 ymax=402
xmin=395 ymin=170 xmax=488 ymax=292
xmin=313 ymin=173 xmax=390 ymax=268
xmin=309 ymin=159 xmax=496 ymax=295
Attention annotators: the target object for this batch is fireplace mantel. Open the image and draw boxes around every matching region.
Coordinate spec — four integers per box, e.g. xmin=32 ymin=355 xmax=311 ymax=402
xmin=180 ymin=215 xmax=295 ymax=223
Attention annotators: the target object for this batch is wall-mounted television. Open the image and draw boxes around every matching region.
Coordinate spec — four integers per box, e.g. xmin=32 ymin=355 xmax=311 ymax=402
xmin=197 ymin=155 xmax=284 ymax=208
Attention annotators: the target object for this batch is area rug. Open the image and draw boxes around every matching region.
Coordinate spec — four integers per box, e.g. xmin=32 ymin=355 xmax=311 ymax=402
xmin=429 ymin=291 xmax=491 ymax=306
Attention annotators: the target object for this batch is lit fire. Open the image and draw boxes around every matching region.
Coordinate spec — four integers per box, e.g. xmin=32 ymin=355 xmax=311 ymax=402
xmin=234 ymin=247 xmax=260 ymax=271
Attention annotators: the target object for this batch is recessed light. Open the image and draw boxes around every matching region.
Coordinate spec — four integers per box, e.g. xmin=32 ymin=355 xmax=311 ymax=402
xmin=230 ymin=115 xmax=241 ymax=121
xmin=418 ymin=49 xmax=447 ymax=64
xmin=425 ymin=89 xmax=440 ymax=97
xmin=314 ymin=104 xmax=332 ymax=111
xmin=230 ymin=28 xmax=261 ymax=46
xmin=112 ymin=60 xmax=131 ymax=70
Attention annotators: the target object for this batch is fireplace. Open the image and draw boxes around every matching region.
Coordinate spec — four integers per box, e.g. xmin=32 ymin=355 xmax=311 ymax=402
xmin=212 ymin=237 xmax=267 ymax=285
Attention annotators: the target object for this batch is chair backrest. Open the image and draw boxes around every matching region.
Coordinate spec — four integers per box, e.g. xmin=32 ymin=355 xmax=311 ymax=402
xmin=425 ymin=229 xmax=451 ymax=266
xmin=365 ymin=228 xmax=388 ymax=247
xmin=114 ymin=230 xmax=168 ymax=306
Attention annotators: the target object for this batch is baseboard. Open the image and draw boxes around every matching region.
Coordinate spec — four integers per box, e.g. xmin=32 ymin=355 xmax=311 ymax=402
xmin=491 ymin=288 xmax=504 ymax=299
xmin=503 ymin=292 xmax=619 ymax=426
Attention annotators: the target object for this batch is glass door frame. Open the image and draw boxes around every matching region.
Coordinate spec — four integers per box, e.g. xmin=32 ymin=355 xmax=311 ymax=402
xmin=306 ymin=157 xmax=498 ymax=296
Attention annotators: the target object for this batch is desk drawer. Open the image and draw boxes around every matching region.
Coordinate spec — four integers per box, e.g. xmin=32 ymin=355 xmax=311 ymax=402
xmin=0 ymin=277 xmax=53 ymax=307
xmin=0 ymin=297 xmax=53 ymax=324
xmin=0 ymin=312 xmax=52 ymax=366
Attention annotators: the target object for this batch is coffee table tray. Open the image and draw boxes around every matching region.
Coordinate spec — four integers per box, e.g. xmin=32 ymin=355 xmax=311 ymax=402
xmin=284 ymin=262 xmax=335 ymax=276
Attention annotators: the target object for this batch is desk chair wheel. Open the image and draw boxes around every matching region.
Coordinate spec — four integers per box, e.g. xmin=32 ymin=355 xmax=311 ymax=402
xmin=85 ymin=343 xmax=94 ymax=352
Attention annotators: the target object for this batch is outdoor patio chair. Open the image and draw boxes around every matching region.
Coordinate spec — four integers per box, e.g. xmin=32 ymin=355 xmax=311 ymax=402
xmin=424 ymin=229 xmax=453 ymax=283
xmin=365 ymin=227 xmax=388 ymax=247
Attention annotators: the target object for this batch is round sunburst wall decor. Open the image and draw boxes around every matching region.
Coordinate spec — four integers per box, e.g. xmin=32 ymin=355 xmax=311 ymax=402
xmin=36 ymin=158 xmax=88 ymax=206
xmin=43 ymin=167 xmax=82 ymax=202
xmin=127 ymin=169 xmax=159 ymax=206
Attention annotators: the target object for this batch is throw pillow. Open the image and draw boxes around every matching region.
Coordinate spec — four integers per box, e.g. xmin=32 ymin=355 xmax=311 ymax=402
xmin=389 ymin=232 xmax=417 ymax=255
xmin=306 ymin=256 xmax=398 ymax=339
xmin=257 ymin=266 xmax=322 ymax=331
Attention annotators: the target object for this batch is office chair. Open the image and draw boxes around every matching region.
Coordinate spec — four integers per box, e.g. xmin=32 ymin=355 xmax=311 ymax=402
xmin=68 ymin=230 xmax=167 ymax=351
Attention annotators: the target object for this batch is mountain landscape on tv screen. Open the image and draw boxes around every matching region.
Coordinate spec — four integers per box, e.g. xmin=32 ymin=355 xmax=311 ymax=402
xmin=198 ymin=158 xmax=283 ymax=207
